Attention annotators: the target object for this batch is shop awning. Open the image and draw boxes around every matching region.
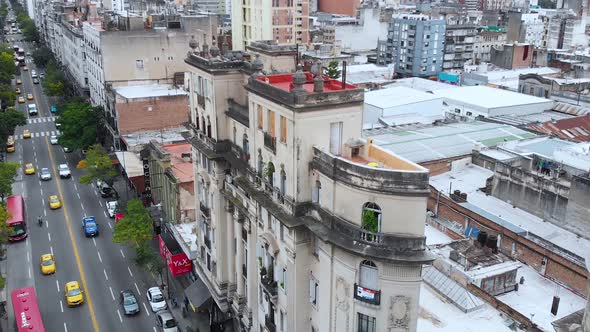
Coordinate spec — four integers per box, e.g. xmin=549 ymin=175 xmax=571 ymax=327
xmin=184 ymin=278 xmax=211 ymax=312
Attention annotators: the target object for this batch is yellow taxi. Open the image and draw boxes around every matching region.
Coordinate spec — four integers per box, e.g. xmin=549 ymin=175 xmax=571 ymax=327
xmin=26 ymin=93 xmax=33 ymax=100
xmin=40 ymin=254 xmax=56 ymax=275
xmin=24 ymin=163 xmax=35 ymax=175
xmin=65 ymin=281 xmax=84 ymax=306
xmin=18 ymin=96 xmax=25 ymax=103
xmin=23 ymin=66 xmax=28 ymax=71
xmin=49 ymin=195 xmax=61 ymax=209
xmin=6 ymin=136 xmax=15 ymax=153
xmin=23 ymin=129 xmax=31 ymax=138
xmin=15 ymin=88 xmax=21 ymax=94
xmin=16 ymin=79 xmax=22 ymax=84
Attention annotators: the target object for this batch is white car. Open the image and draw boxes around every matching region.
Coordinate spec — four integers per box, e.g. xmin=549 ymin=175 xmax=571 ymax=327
xmin=58 ymin=164 xmax=71 ymax=178
xmin=146 ymin=287 xmax=167 ymax=312
xmin=50 ymin=135 xmax=58 ymax=145
xmin=106 ymin=201 xmax=118 ymax=218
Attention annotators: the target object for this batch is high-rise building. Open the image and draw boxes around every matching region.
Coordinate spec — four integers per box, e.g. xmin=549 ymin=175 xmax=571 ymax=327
xmin=443 ymin=15 xmax=477 ymax=71
xmin=377 ymin=14 xmax=445 ymax=77
xmin=183 ymin=41 xmax=433 ymax=331
xmin=231 ymin=0 xmax=309 ymax=51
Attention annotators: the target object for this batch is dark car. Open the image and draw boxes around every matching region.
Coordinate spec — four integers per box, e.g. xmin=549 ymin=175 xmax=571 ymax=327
xmin=120 ymin=290 xmax=140 ymax=315
xmin=99 ymin=183 xmax=115 ymax=198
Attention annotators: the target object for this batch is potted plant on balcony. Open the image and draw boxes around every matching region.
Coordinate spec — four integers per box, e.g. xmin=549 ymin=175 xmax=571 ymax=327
xmin=361 ymin=210 xmax=379 ymax=241
xmin=260 ymin=266 xmax=267 ymax=279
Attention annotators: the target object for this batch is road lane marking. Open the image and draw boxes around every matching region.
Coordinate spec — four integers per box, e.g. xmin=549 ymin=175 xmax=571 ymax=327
xmin=40 ymin=188 xmax=43 ymax=196
xmin=64 ymin=322 xmax=67 ymax=332
xmin=47 ymin=233 xmax=51 ymax=241
xmin=56 ymin=280 xmax=60 ymax=292
xmin=60 ymin=300 xmax=64 ymax=313
xmin=134 ymin=283 xmax=140 ymax=295
xmin=97 ymin=251 xmax=102 ymax=263
xmin=153 ymin=328 xmax=157 ymax=332
xmin=73 ymin=183 xmax=77 ymax=190
xmin=28 ymin=268 xmax=31 ymax=279
xmin=46 ymin=219 xmax=48 ymax=228
xmin=142 ymin=302 xmax=150 ymax=316
xmin=103 ymin=269 xmax=108 ymax=281
xmin=116 ymin=309 xmax=122 ymax=323
xmin=44 ymin=136 xmax=100 ymax=332
xmin=120 ymin=249 xmax=125 ymax=258
xmin=99 ymin=200 xmax=102 ymax=207
xmin=92 ymin=238 xmax=96 ymax=246
xmin=108 ymin=222 xmax=112 ymax=230
xmin=38 ymin=181 xmax=41 ymax=186
xmin=103 ymin=211 xmax=107 ymax=218
xmin=109 ymin=287 xmax=115 ymax=301
xmin=43 ymin=209 xmax=47 ymax=217
xmin=81 ymin=202 xmax=84 ymax=210
xmin=27 ymin=251 xmax=30 ymax=263
xmin=41 ymin=198 xmax=45 ymax=205
xmin=76 ymin=192 xmax=80 ymax=199
xmin=127 ymin=266 xmax=133 ymax=277
xmin=50 ymin=246 xmax=54 ymax=255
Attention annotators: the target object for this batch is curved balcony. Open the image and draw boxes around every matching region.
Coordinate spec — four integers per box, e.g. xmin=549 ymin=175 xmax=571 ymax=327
xmin=311 ymin=143 xmax=430 ymax=196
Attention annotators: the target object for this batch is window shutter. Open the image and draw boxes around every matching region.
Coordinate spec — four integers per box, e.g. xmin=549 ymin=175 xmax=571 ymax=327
xmin=360 ymin=264 xmax=378 ymax=290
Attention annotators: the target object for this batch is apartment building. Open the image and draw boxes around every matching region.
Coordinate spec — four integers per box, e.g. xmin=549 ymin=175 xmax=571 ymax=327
xmin=183 ymin=44 xmax=433 ymax=331
xmin=443 ymin=16 xmax=476 ymax=71
xmin=377 ymin=14 xmax=445 ymax=77
xmin=473 ymin=26 xmax=507 ymax=63
xmin=231 ymin=0 xmax=310 ymax=51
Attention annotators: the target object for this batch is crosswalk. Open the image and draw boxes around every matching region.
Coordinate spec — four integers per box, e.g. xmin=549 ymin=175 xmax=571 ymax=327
xmin=27 ymin=116 xmax=57 ymax=124
xmin=16 ymin=130 xmax=60 ymax=140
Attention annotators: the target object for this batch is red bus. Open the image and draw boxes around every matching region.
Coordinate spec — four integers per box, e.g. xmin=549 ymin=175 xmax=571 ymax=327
xmin=11 ymin=287 xmax=45 ymax=332
xmin=6 ymin=195 xmax=27 ymax=241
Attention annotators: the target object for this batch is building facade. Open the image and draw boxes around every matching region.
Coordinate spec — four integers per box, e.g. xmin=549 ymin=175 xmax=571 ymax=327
xmin=443 ymin=17 xmax=476 ymax=71
xmin=318 ymin=0 xmax=361 ymax=17
xmin=473 ymin=26 xmax=507 ymax=63
xmin=231 ymin=0 xmax=310 ymax=51
xmin=183 ymin=45 xmax=433 ymax=331
xmin=377 ymin=14 xmax=445 ymax=77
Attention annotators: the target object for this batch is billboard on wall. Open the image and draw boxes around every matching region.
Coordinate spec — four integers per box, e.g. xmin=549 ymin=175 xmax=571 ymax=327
xmin=158 ymin=234 xmax=192 ymax=276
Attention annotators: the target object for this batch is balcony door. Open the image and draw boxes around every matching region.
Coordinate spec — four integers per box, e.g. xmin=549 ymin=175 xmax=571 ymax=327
xmin=329 ymin=122 xmax=342 ymax=155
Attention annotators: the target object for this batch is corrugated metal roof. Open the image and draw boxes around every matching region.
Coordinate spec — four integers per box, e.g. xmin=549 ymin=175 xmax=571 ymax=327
xmin=526 ymin=115 xmax=590 ymax=142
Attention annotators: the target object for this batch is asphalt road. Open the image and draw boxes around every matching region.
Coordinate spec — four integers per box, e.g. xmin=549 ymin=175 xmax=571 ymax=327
xmin=5 ymin=37 xmax=162 ymax=332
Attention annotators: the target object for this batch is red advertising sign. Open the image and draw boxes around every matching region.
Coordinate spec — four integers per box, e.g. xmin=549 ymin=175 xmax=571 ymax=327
xmin=158 ymin=235 xmax=192 ymax=276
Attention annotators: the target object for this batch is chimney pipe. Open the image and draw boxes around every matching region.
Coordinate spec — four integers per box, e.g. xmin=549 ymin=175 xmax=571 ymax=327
xmin=341 ymin=60 xmax=347 ymax=89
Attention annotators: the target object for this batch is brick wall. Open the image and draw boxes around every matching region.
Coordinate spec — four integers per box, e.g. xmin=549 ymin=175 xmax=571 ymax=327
xmin=116 ymin=95 xmax=189 ymax=135
xmin=428 ymin=186 xmax=589 ymax=297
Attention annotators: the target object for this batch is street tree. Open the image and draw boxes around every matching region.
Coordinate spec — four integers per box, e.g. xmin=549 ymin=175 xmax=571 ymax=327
xmin=56 ymin=101 xmax=98 ymax=151
xmin=113 ymin=199 xmax=153 ymax=248
xmin=0 ymin=83 xmax=16 ymax=109
xmin=324 ymin=60 xmax=341 ymax=79
xmin=135 ymin=243 xmax=166 ymax=284
xmin=42 ymin=61 xmax=66 ymax=97
xmin=0 ymin=204 xmax=11 ymax=287
xmin=32 ymin=47 xmax=52 ymax=68
xmin=0 ymin=162 xmax=19 ymax=201
xmin=77 ymin=144 xmax=118 ymax=186
xmin=0 ymin=109 xmax=26 ymax=151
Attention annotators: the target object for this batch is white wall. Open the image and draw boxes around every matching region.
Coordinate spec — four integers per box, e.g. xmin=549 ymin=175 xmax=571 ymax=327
xmin=335 ymin=7 xmax=388 ymax=51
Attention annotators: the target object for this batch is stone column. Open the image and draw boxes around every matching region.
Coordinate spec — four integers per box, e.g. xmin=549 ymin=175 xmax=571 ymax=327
xmin=226 ymin=204 xmax=236 ymax=284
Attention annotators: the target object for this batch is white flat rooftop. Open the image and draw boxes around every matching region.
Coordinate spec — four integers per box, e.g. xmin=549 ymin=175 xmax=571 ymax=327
xmin=116 ymin=84 xmax=188 ymax=99
xmin=365 ymin=86 xmax=441 ymax=109
xmin=432 ymin=86 xmax=553 ymax=109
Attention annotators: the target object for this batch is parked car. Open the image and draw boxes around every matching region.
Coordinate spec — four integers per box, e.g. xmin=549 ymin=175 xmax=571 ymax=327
xmin=32 ymin=78 xmax=39 ymax=84
xmin=120 ymin=290 xmax=140 ymax=315
xmin=146 ymin=287 xmax=167 ymax=312
xmin=50 ymin=135 xmax=58 ymax=145
xmin=155 ymin=311 xmax=178 ymax=332
xmin=106 ymin=201 xmax=118 ymax=218
xmin=99 ymin=183 xmax=115 ymax=198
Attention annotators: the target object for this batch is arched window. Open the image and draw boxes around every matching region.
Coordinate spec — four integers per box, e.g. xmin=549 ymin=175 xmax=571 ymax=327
xmin=266 ymin=162 xmax=275 ymax=187
xmin=280 ymin=167 xmax=286 ymax=195
xmin=359 ymin=260 xmax=378 ymax=290
xmin=361 ymin=202 xmax=381 ymax=234
xmin=312 ymin=180 xmax=321 ymax=204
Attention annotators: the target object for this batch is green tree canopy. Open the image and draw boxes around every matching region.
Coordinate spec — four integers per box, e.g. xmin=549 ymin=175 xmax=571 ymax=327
xmin=77 ymin=144 xmax=118 ymax=186
xmin=56 ymin=101 xmax=98 ymax=150
xmin=0 ymin=109 xmax=26 ymax=151
xmin=324 ymin=60 xmax=341 ymax=79
xmin=0 ymin=162 xmax=19 ymax=200
xmin=32 ymin=46 xmax=52 ymax=68
xmin=42 ymin=61 xmax=66 ymax=96
xmin=0 ymin=83 xmax=16 ymax=109
xmin=113 ymin=199 xmax=153 ymax=248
